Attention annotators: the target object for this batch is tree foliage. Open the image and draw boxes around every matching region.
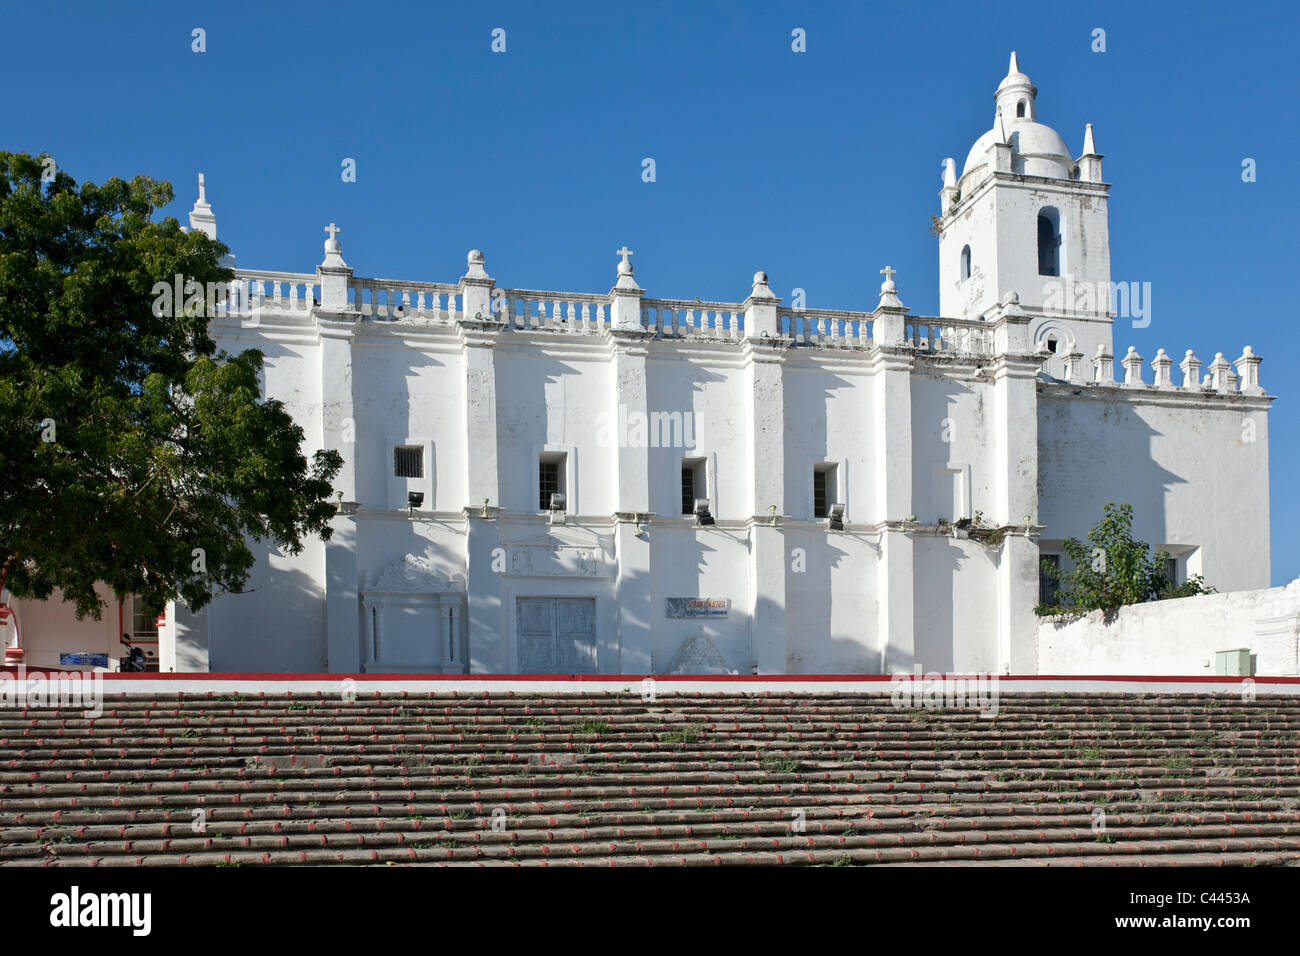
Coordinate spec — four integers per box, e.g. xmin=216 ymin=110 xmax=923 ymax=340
xmin=1035 ymin=502 xmax=1213 ymax=617
xmin=0 ymin=151 xmax=341 ymax=618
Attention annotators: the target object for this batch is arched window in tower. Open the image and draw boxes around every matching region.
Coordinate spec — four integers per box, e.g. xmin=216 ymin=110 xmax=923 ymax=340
xmin=1037 ymin=208 xmax=1061 ymax=277
xmin=1016 ymin=99 xmax=1026 ymax=118
xmin=960 ymin=245 xmax=971 ymax=281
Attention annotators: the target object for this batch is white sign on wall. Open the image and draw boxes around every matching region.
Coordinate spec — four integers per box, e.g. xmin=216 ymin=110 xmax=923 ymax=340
xmin=666 ymin=598 xmax=729 ymax=619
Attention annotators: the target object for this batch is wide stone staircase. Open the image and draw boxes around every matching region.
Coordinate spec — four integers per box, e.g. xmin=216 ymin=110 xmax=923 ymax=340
xmin=2 ymin=691 xmax=1299 ymax=866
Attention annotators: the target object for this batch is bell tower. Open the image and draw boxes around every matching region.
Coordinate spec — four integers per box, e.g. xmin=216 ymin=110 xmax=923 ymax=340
xmin=936 ymin=53 xmax=1113 ymax=375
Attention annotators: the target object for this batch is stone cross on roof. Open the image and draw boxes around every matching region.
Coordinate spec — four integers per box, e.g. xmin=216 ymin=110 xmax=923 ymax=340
xmin=611 ymin=245 xmax=641 ymax=297
xmin=877 ymin=264 xmax=904 ymax=310
xmin=321 ymin=221 xmax=348 ymax=272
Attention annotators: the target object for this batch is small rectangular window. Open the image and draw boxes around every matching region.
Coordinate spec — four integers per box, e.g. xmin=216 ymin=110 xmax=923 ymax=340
xmin=681 ymin=458 xmax=705 ymax=515
xmin=813 ymin=464 xmax=837 ymax=519
xmin=1040 ymin=554 xmax=1061 ymax=605
xmin=539 ymin=459 xmax=560 ymax=511
xmin=394 ymin=446 xmax=423 ymax=479
xmin=130 ymin=599 xmax=162 ymax=640
xmin=1164 ymin=556 xmax=1179 ymax=588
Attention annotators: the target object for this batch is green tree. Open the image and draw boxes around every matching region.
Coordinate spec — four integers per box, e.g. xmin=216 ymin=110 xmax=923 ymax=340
xmin=1036 ymin=502 xmax=1213 ymax=617
xmin=0 ymin=151 xmax=341 ymax=619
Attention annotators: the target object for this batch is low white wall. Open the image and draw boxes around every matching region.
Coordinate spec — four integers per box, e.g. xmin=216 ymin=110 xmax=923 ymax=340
xmin=1036 ymin=579 xmax=1300 ymax=676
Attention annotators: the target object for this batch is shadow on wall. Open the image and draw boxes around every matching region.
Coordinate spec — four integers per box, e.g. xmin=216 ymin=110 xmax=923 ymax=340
xmin=911 ymin=376 xmax=979 ymax=523
xmin=912 ymin=537 xmax=974 ymax=674
xmin=782 ymin=371 xmax=855 ymax=520
xmin=209 ymin=553 xmax=326 ymax=672
xmin=501 ymin=359 xmax=587 ymax=513
xmin=359 ymin=348 xmax=442 ymax=507
xmin=1038 ymin=399 xmax=1183 ymax=548
xmin=783 ymin=532 xmax=882 ymax=674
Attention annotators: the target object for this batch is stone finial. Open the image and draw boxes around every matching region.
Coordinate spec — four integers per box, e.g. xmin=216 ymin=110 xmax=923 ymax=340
xmin=1121 ymin=345 xmax=1145 ymax=386
xmin=188 ymin=172 xmax=218 ymax=240
xmin=1092 ymin=343 xmax=1114 ymax=384
xmin=612 ymin=245 xmax=641 ymax=293
xmin=464 ymin=248 xmax=490 ymax=280
xmin=1180 ymin=349 xmax=1202 ymax=390
xmin=1208 ymin=352 xmax=1233 ymax=393
xmin=1063 ymin=349 xmax=1086 ymax=384
xmin=317 ymin=221 xmax=352 ymax=311
xmin=458 ymin=248 xmax=496 ymax=321
xmin=321 ymin=221 xmax=351 ymax=269
xmin=1078 ymin=123 xmax=1104 ymax=182
xmin=940 ymin=158 xmax=959 ymax=211
xmin=1151 ymin=348 xmax=1173 ymax=388
xmin=1082 ymin=123 xmax=1098 ymax=156
xmin=743 ymin=270 xmax=779 ymax=339
xmin=609 ymin=246 xmax=645 ymax=330
xmin=1008 ymin=50 xmax=1021 ymax=75
xmin=878 ymin=265 xmax=904 ymax=309
xmin=988 ymin=292 xmax=1029 ymax=353
xmin=1235 ymin=345 xmax=1263 ymax=394
xmin=617 ymin=245 xmax=634 ymax=274
xmin=323 ymin=222 xmax=344 ymax=260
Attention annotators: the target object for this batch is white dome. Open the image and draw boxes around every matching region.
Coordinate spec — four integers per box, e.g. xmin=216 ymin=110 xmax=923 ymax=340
xmin=962 ymin=118 xmax=1076 ymax=182
xmin=959 ymin=53 xmax=1077 ymax=184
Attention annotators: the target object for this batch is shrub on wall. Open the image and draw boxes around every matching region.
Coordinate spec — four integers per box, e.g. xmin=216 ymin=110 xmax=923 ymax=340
xmin=1035 ymin=502 xmax=1214 ymax=618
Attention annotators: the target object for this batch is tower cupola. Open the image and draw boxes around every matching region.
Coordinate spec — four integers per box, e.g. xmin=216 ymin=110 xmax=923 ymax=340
xmin=995 ymin=51 xmax=1037 ymax=122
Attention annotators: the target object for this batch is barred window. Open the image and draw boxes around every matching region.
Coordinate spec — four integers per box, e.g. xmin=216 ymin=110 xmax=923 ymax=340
xmin=394 ymin=446 xmax=423 ymax=478
xmin=539 ymin=460 xmax=560 ymax=510
xmin=813 ymin=464 xmax=837 ymax=519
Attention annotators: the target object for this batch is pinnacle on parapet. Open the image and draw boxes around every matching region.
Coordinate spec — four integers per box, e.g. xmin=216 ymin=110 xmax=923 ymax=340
xmin=321 ymin=221 xmax=348 ymax=270
xmin=464 ymin=248 xmax=490 ymax=281
xmin=612 ymin=245 xmax=641 ymax=292
xmin=877 ymin=265 xmax=905 ymax=309
xmin=188 ymin=172 xmax=217 ymax=240
xmin=1082 ymin=123 xmax=1098 ymax=156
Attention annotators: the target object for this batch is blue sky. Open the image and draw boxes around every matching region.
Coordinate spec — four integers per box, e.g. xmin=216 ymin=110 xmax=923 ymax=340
xmin=5 ymin=0 xmax=1297 ymax=583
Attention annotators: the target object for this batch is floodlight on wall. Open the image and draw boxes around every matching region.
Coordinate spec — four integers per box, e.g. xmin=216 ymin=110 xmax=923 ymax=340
xmin=827 ymin=502 xmax=845 ymax=532
xmin=694 ymin=498 xmax=715 ymax=526
xmin=407 ymin=490 xmax=424 ymax=516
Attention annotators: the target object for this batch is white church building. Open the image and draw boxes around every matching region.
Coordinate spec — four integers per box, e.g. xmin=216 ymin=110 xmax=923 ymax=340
xmin=2 ymin=54 xmax=1274 ymax=676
